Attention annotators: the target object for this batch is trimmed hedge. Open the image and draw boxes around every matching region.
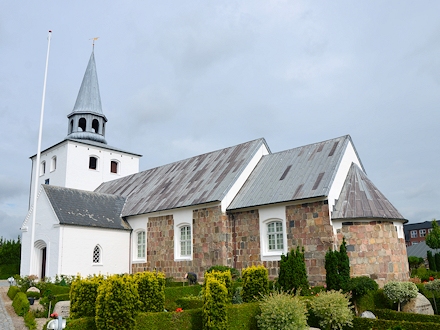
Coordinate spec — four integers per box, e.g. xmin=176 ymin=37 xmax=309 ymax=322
xmin=372 ymin=308 xmax=440 ymax=324
xmin=346 ymin=317 xmax=440 ymax=330
xmin=175 ymin=296 xmax=203 ymax=310
xmin=70 ymin=275 xmax=103 ymax=318
xmin=12 ymin=292 xmax=30 ymax=316
xmin=65 ymin=317 xmax=97 ymax=330
xmin=135 ymin=271 xmax=166 ymax=312
xmin=242 ymin=265 xmax=269 ymax=303
xmin=165 ymin=285 xmax=202 ymax=310
xmin=203 ymin=276 xmax=228 ymax=330
xmin=7 ymin=285 xmax=20 ymax=300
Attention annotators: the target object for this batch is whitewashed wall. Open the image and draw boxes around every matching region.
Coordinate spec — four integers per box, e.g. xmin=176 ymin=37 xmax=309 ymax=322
xmin=60 ymin=226 xmax=130 ymax=276
xmin=20 ymin=188 xmax=61 ymax=278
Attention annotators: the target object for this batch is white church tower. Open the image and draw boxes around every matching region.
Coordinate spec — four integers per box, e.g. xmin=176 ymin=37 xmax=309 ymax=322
xmin=28 ymin=51 xmax=141 ymax=204
xmin=21 ymin=51 xmax=141 ymax=278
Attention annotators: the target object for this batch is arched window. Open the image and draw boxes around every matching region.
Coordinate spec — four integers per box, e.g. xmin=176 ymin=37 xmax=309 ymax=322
xmin=110 ymin=161 xmax=118 ymax=174
xmin=102 ymin=122 xmax=105 ymax=136
xmin=89 ymin=156 xmax=98 ymax=170
xmin=137 ymin=231 xmax=146 ymax=259
xmin=92 ymin=119 xmax=99 ymax=133
xmin=69 ymin=119 xmax=74 ymax=134
xmin=51 ymin=156 xmax=57 ymax=172
xmin=267 ymin=221 xmax=284 ymax=251
xmin=93 ymin=245 xmax=101 ymax=264
xmin=180 ymin=225 xmax=192 ymax=257
xmin=40 ymin=161 xmax=46 ymax=176
xmin=78 ymin=118 xmax=86 ymax=132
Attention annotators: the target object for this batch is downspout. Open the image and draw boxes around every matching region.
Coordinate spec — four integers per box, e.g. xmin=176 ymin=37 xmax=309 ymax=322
xmin=228 ymin=213 xmax=237 ymax=270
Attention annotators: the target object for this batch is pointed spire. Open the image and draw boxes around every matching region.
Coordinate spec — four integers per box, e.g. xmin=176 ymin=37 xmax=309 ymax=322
xmin=72 ymin=51 xmax=103 ymax=115
xmin=66 ymin=51 xmax=107 ymax=144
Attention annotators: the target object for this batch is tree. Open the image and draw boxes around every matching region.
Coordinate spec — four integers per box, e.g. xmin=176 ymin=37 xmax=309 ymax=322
xmin=408 ymin=256 xmax=424 ymax=271
xmin=383 ymin=281 xmax=418 ymax=312
xmin=427 ymin=251 xmax=436 ymax=271
xmin=325 ymin=237 xmax=351 ymax=292
xmin=338 ymin=237 xmax=350 ymax=291
xmin=426 ymin=220 xmax=440 ymax=250
xmin=277 ymin=246 xmax=309 ymax=295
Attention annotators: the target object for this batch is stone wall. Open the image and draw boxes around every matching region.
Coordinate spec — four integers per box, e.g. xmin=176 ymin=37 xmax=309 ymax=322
xmin=286 ymin=200 xmax=334 ymax=285
xmin=337 ymin=221 xmax=410 ymax=287
xmin=231 ymin=200 xmax=333 ymax=285
xmin=132 ymin=206 xmax=229 ymax=281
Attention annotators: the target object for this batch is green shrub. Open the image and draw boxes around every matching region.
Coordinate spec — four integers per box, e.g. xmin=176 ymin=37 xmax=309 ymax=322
xmin=70 ymin=275 xmax=104 ymax=318
xmin=24 ymin=311 xmax=37 ymax=330
xmin=383 ymin=281 xmax=418 ymax=311
xmin=12 ymin=292 xmax=30 ymax=316
xmin=135 ymin=271 xmax=166 ymax=312
xmin=310 ymin=290 xmax=353 ymax=330
xmin=348 ymin=276 xmax=378 ymax=299
xmin=203 ymin=276 xmax=228 ymax=330
xmin=372 ymin=308 xmax=440 ymax=324
xmin=95 ymin=274 xmax=140 ymax=330
xmin=26 ymin=291 xmax=41 ymax=299
xmin=241 ymin=265 xmax=269 ymax=303
xmin=408 ymin=256 xmax=424 ymax=270
xmin=232 ymin=286 xmax=243 ymax=304
xmin=427 ymin=251 xmax=436 ymax=271
xmin=165 ymin=285 xmax=202 ymax=310
xmin=65 ymin=317 xmax=97 ymax=330
xmin=325 ymin=247 xmax=340 ymax=291
xmin=278 ymin=246 xmax=310 ymax=295
xmin=176 ymin=295 xmax=203 ymax=310
xmin=256 ymin=291 xmax=308 ymax=330
xmin=7 ymin=285 xmax=20 ymax=300
xmin=206 ymin=265 xmax=240 ymax=280
xmin=134 ymin=309 xmax=203 ymax=330
xmin=204 ymin=270 xmax=233 ymax=302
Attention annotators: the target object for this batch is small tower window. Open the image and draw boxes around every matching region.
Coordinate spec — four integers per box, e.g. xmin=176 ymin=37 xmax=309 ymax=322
xmin=78 ymin=118 xmax=86 ymax=132
xmin=89 ymin=156 xmax=98 ymax=170
xmin=51 ymin=156 xmax=57 ymax=172
xmin=110 ymin=161 xmax=118 ymax=174
xmin=69 ymin=119 xmax=74 ymax=134
xmin=102 ymin=122 xmax=105 ymax=136
xmin=92 ymin=119 xmax=99 ymax=133
xmin=40 ymin=161 xmax=46 ymax=176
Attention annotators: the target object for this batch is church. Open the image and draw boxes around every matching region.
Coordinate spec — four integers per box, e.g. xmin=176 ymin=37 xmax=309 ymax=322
xmin=20 ymin=51 xmax=410 ymax=286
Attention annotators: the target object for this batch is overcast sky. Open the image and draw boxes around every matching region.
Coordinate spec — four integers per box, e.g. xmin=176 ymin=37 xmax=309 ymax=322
xmin=1 ymin=1 xmax=439 ymax=240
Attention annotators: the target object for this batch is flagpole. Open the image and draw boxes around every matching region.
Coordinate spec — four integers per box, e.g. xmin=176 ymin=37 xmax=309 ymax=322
xmin=29 ymin=30 xmax=52 ymax=276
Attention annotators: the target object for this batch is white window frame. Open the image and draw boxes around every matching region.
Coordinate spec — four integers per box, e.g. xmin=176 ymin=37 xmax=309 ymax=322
xmin=110 ymin=160 xmax=120 ymax=174
xmin=173 ymin=208 xmax=193 ymax=261
xmin=92 ymin=245 xmax=102 ymax=265
xmin=410 ymin=230 xmax=418 ymax=238
xmin=40 ymin=161 xmax=46 ymax=176
xmin=132 ymin=230 xmax=146 ymax=262
xmin=259 ymin=206 xmax=287 ymax=261
xmin=176 ymin=223 xmax=192 ymax=260
xmin=419 ymin=229 xmax=426 ymax=237
xmin=89 ymin=155 xmax=99 ymax=171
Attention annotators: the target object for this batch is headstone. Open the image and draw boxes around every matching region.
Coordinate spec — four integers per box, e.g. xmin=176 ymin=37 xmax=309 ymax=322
xmin=402 ymin=293 xmax=434 ymax=315
xmin=360 ymin=311 xmax=376 ymax=319
xmin=27 ymin=286 xmax=40 ymax=294
xmin=53 ymin=301 xmax=70 ymax=319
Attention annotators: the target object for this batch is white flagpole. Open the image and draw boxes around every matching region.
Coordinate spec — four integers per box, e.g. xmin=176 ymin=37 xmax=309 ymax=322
xmin=29 ymin=30 xmax=52 ymax=276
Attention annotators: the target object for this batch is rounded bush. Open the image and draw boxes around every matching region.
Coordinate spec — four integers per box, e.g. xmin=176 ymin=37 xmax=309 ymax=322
xmin=241 ymin=265 xmax=269 ymax=303
xmin=310 ymin=290 xmax=354 ymax=330
xmin=256 ymin=291 xmax=308 ymax=330
xmin=347 ymin=276 xmax=378 ymax=300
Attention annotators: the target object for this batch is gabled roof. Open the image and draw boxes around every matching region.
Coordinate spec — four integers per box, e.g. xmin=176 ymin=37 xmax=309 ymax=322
xmin=43 ymin=185 xmax=130 ymax=230
xmin=331 ymin=163 xmax=406 ymax=221
xmin=68 ymin=51 xmax=105 ymax=118
xmin=227 ymin=135 xmax=353 ymax=210
xmin=95 ymin=138 xmax=268 ymax=216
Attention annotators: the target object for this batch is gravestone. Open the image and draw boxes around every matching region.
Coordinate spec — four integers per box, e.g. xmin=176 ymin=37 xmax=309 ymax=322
xmin=27 ymin=286 xmax=40 ymax=294
xmin=360 ymin=311 xmax=376 ymax=319
xmin=53 ymin=301 xmax=70 ymax=319
xmin=402 ymin=293 xmax=434 ymax=315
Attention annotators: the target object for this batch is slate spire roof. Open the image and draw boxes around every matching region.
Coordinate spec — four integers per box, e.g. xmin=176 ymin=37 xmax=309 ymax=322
xmin=331 ymin=163 xmax=406 ymax=221
xmin=70 ymin=51 xmax=105 ymax=117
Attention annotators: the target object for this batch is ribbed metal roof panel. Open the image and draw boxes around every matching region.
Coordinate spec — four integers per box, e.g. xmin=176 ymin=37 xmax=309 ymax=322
xmin=43 ymin=185 xmax=130 ymax=230
xmin=95 ymin=138 xmax=267 ymax=216
xmin=331 ymin=163 xmax=406 ymax=220
xmin=227 ymin=135 xmax=350 ymax=210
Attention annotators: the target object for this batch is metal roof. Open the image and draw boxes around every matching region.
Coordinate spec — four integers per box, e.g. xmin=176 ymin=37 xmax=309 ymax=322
xmin=95 ymin=138 xmax=268 ymax=216
xmin=43 ymin=185 xmax=130 ymax=230
xmin=227 ymin=135 xmax=352 ymax=210
xmin=332 ymin=163 xmax=406 ymax=221
xmin=68 ymin=51 xmax=105 ymax=118
xmin=406 ymin=241 xmax=436 ymax=258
